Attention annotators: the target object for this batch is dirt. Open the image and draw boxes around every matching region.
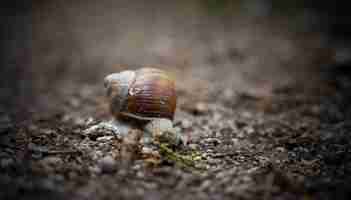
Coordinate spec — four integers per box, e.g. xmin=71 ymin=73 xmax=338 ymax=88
xmin=1 ymin=64 xmax=351 ymax=200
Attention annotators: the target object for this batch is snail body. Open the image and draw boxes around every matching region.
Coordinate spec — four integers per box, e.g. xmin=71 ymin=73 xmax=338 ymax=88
xmin=104 ymin=68 xmax=180 ymax=144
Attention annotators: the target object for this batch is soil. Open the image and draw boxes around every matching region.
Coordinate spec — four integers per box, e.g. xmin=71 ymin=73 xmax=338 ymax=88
xmin=1 ymin=64 xmax=351 ymax=200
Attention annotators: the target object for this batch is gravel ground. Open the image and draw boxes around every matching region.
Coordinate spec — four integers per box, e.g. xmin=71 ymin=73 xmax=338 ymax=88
xmin=1 ymin=66 xmax=351 ymax=200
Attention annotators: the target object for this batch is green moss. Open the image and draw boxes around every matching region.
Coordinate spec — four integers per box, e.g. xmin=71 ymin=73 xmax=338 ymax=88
xmin=157 ymin=143 xmax=206 ymax=172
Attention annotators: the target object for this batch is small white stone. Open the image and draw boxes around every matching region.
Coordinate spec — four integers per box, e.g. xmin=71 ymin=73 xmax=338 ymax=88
xmin=181 ymin=119 xmax=192 ymax=129
xmin=96 ymin=136 xmax=114 ymax=142
xmin=98 ymin=155 xmax=116 ymax=173
xmin=83 ymin=120 xmax=134 ymax=137
xmin=141 ymin=146 xmax=153 ymax=155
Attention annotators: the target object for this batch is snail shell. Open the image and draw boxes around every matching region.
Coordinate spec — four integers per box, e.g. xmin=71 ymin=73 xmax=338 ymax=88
xmin=104 ymin=68 xmax=177 ymax=121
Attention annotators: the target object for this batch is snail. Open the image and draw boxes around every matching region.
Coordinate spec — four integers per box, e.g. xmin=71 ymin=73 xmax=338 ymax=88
xmin=104 ymin=68 xmax=180 ymax=144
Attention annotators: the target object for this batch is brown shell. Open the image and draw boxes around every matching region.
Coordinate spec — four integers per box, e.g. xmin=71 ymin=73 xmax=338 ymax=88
xmin=121 ymin=68 xmax=177 ymax=120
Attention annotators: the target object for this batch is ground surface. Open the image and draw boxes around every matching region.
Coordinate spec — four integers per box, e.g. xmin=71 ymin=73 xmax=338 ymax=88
xmin=1 ymin=65 xmax=351 ymax=200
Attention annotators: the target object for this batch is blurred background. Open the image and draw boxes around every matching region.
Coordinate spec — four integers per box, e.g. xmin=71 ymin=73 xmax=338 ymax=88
xmin=1 ymin=0 xmax=351 ymax=116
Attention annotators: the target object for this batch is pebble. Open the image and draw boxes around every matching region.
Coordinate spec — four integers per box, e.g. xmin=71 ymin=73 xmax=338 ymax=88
xmin=98 ymin=155 xmax=116 ymax=173
xmin=207 ymin=158 xmax=220 ymax=165
xmin=244 ymin=126 xmax=255 ymax=135
xmin=194 ymin=102 xmax=209 ymax=115
xmin=89 ymin=166 xmax=102 ymax=174
xmin=199 ymin=179 xmax=212 ymax=191
xmin=231 ymin=138 xmax=239 ymax=145
xmin=237 ymin=132 xmax=245 ymax=139
xmin=201 ymin=138 xmax=221 ymax=146
xmin=41 ymin=156 xmax=63 ymax=166
xmin=141 ymin=146 xmax=153 ymax=155
xmin=96 ymin=136 xmax=114 ymax=142
xmin=276 ymin=146 xmax=286 ymax=152
xmin=83 ymin=121 xmax=125 ymax=137
xmin=85 ymin=117 xmax=95 ymax=126
xmin=223 ymin=88 xmax=235 ymax=100
xmin=181 ymin=119 xmax=192 ymax=129
xmin=41 ymin=128 xmax=56 ymax=135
